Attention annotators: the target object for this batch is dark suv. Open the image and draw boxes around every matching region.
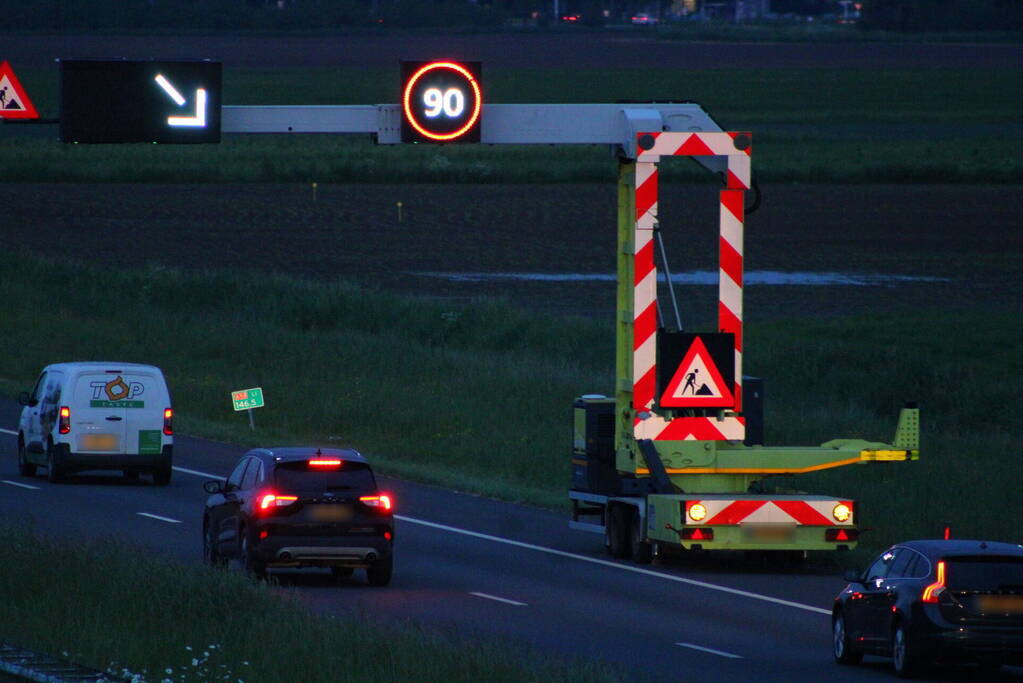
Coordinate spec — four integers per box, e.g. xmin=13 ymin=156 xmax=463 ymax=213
xmin=833 ymin=539 xmax=1023 ymax=677
xmin=202 ymin=447 xmax=394 ymax=586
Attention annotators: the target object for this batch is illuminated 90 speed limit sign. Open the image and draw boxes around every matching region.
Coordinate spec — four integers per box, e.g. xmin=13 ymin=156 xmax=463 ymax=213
xmin=401 ymin=60 xmax=482 ymax=143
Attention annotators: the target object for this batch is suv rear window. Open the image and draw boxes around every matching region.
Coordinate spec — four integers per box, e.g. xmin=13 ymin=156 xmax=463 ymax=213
xmin=273 ymin=460 xmax=376 ymax=492
xmin=947 ymin=556 xmax=1023 ymax=592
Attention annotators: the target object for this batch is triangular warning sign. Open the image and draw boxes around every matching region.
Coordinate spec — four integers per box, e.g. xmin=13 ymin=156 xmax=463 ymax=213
xmin=659 ymin=336 xmax=734 ymax=408
xmin=0 ymin=61 xmax=39 ymax=120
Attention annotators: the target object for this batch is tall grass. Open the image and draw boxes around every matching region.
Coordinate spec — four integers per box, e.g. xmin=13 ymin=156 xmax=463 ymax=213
xmin=0 ymin=252 xmax=1019 ymax=548
xmin=0 ymin=523 xmax=623 ymax=682
xmin=3 ymin=66 xmax=1020 ymax=183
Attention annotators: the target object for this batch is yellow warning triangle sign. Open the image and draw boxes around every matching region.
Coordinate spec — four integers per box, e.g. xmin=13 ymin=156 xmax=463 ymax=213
xmin=0 ymin=61 xmax=39 ymax=119
xmin=660 ymin=336 xmax=734 ymax=408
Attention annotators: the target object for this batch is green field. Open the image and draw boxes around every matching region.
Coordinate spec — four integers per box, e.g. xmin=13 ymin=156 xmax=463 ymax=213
xmin=0 ymin=523 xmax=622 ymax=682
xmin=5 ymin=65 xmax=1021 ymax=183
xmin=1 ymin=252 xmax=1020 ymax=551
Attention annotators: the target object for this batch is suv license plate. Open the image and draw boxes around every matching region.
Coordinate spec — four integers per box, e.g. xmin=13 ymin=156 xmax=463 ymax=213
xmin=80 ymin=434 xmax=119 ymax=451
xmin=980 ymin=595 xmax=1023 ymax=614
xmin=309 ymin=505 xmax=353 ymax=522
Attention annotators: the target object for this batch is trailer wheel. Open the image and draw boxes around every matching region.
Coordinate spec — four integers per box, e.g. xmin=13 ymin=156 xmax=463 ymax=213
xmin=629 ymin=509 xmax=652 ymax=564
xmin=607 ymin=505 xmax=629 ymax=559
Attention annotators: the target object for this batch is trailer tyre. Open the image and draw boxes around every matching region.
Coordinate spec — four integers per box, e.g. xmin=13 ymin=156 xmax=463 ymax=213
xmin=607 ymin=505 xmax=629 ymax=559
xmin=629 ymin=509 xmax=652 ymax=564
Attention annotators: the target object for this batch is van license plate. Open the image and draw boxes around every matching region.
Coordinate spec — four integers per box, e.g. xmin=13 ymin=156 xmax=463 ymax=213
xmin=80 ymin=434 xmax=119 ymax=451
xmin=309 ymin=505 xmax=352 ymax=522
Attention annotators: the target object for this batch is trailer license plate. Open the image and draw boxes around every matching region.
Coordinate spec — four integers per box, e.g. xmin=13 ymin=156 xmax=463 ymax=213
xmin=980 ymin=595 xmax=1023 ymax=614
xmin=309 ymin=505 xmax=352 ymax=522
xmin=79 ymin=434 xmax=119 ymax=451
xmin=742 ymin=525 xmax=796 ymax=543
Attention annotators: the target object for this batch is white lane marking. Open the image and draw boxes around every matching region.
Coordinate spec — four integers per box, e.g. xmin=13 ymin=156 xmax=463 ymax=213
xmin=396 ymin=516 xmax=831 ymax=616
xmin=469 ymin=592 xmax=527 ymax=607
xmin=676 ymin=642 xmax=743 ymax=659
xmin=169 ymin=464 xmax=829 ymax=615
xmin=174 ymin=465 xmax=221 ymax=479
xmin=2 ymin=479 xmax=40 ymax=490
xmin=137 ymin=512 xmax=182 ymax=524
xmin=0 ymin=428 xmax=17 ymax=436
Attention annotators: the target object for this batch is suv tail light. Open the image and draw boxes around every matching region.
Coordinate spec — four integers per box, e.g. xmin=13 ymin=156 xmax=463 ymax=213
xmin=359 ymin=494 xmax=393 ymax=512
xmin=922 ymin=560 xmax=947 ymax=603
xmin=163 ymin=408 xmax=173 ymax=436
xmin=58 ymin=406 xmax=71 ymax=434
xmin=258 ymin=493 xmax=298 ymax=512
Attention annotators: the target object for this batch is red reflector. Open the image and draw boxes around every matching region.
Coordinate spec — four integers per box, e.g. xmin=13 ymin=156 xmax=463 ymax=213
xmin=308 ymin=459 xmax=342 ymax=467
xmin=681 ymin=528 xmax=713 ymax=541
xmin=943 ymin=525 xmax=952 ymax=540
xmin=384 ymin=531 xmax=392 ymax=541
xmin=259 ymin=530 xmax=269 ymax=540
xmin=826 ymin=528 xmax=859 ymax=542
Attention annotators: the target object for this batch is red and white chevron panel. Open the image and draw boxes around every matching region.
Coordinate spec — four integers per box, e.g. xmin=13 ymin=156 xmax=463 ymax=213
xmin=687 ymin=499 xmax=855 ymax=526
xmin=632 ymin=131 xmax=751 ymax=442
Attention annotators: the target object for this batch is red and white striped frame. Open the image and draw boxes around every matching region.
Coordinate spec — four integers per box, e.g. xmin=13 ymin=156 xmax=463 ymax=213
xmin=632 ymin=132 xmax=751 ymax=442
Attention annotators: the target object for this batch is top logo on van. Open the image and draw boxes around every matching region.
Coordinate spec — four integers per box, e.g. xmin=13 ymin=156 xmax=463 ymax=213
xmin=89 ymin=376 xmax=146 ymax=408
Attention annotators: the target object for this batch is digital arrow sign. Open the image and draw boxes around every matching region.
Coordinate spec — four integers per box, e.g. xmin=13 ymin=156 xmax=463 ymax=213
xmin=401 ymin=60 xmax=482 ymax=143
xmin=60 ymin=60 xmax=221 ymax=143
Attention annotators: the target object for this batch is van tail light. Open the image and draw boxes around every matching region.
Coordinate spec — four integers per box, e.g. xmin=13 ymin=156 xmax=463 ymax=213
xmin=58 ymin=406 xmax=71 ymax=434
xmin=681 ymin=527 xmax=713 ymax=541
xmin=360 ymin=494 xmax=393 ymax=512
xmin=163 ymin=408 xmax=173 ymax=436
xmin=922 ymin=560 xmax=947 ymax=603
xmin=258 ymin=493 xmax=298 ymax=512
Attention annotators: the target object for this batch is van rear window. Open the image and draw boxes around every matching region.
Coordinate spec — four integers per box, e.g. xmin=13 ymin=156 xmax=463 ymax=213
xmin=75 ymin=373 xmax=156 ymax=408
xmin=947 ymin=556 xmax=1023 ymax=592
xmin=273 ymin=460 xmax=376 ymax=492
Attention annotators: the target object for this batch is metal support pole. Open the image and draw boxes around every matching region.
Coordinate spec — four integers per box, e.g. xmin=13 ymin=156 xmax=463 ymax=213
xmin=655 ymin=227 xmax=683 ymax=331
xmin=248 ymin=408 xmax=255 ymax=431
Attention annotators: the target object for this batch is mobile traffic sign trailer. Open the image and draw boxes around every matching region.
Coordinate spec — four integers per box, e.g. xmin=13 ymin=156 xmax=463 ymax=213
xmin=49 ymin=59 xmax=918 ymax=560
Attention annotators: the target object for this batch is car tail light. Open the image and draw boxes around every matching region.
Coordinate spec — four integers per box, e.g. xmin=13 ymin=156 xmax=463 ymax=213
xmin=258 ymin=493 xmax=298 ymax=511
xmin=826 ymin=528 xmax=859 ymax=542
xmin=308 ymin=459 xmax=342 ymax=467
xmin=360 ymin=494 xmax=393 ymax=512
xmin=922 ymin=560 xmax=947 ymax=603
xmin=680 ymin=527 xmax=713 ymax=541
xmin=58 ymin=406 xmax=71 ymax=434
xmin=163 ymin=408 xmax=173 ymax=436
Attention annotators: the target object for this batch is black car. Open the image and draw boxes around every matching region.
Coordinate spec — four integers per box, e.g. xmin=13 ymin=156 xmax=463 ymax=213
xmin=832 ymin=539 xmax=1023 ymax=677
xmin=202 ymin=447 xmax=394 ymax=585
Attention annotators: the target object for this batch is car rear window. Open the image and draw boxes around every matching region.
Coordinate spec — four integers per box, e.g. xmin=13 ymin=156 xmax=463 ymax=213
xmin=946 ymin=556 xmax=1023 ymax=592
xmin=273 ymin=460 xmax=376 ymax=492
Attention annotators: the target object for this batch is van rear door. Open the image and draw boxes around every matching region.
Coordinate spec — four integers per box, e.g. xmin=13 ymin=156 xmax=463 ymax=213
xmin=72 ymin=371 xmax=130 ymax=454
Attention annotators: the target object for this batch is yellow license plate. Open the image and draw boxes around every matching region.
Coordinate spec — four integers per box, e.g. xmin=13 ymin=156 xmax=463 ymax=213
xmin=979 ymin=595 xmax=1023 ymax=614
xmin=742 ymin=525 xmax=796 ymax=542
xmin=308 ymin=505 xmax=353 ymax=522
xmin=80 ymin=434 xmax=119 ymax=451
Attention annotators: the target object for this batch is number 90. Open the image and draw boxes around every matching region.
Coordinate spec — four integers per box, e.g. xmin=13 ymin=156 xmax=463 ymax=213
xmin=423 ymin=87 xmax=466 ymax=118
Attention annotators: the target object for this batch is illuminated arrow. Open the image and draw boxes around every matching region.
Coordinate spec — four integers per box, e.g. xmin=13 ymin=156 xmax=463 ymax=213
xmin=154 ymin=73 xmax=207 ymax=128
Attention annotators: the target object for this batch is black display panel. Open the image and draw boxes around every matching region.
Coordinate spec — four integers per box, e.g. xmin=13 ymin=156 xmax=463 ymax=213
xmin=401 ymin=60 xmax=482 ymax=143
xmin=60 ymin=60 xmax=221 ymax=144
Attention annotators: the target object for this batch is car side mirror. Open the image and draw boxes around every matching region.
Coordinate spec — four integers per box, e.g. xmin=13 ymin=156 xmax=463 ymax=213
xmin=203 ymin=480 xmax=224 ymax=494
xmin=843 ymin=569 xmax=861 ymax=583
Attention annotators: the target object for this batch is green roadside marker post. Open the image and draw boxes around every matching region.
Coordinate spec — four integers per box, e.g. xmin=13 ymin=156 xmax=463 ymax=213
xmin=231 ymin=387 xmax=264 ymax=430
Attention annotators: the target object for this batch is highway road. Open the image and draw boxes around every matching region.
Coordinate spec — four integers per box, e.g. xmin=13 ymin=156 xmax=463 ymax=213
xmin=0 ymin=400 xmax=1018 ymax=682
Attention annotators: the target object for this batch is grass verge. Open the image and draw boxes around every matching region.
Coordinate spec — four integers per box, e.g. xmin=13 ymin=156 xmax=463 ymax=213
xmin=0 ymin=251 xmax=1020 ymax=550
xmin=0 ymin=523 xmax=624 ymax=682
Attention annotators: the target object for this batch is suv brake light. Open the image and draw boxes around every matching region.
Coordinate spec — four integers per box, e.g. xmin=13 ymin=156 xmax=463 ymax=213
xmin=58 ymin=406 xmax=71 ymax=434
xmin=359 ymin=494 xmax=392 ymax=511
xmin=258 ymin=493 xmax=298 ymax=511
xmin=309 ymin=459 xmax=342 ymax=467
xmin=163 ymin=408 xmax=173 ymax=436
xmin=922 ymin=560 xmax=947 ymax=603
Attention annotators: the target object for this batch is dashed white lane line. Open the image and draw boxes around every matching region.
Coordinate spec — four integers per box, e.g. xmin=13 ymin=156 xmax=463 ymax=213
xmin=676 ymin=642 xmax=743 ymax=659
xmin=0 ymin=428 xmax=17 ymax=436
xmin=469 ymin=592 xmax=527 ymax=607
xmin=137 ymin=512 xmax=182 ymax=524
xmin=169 ymin=465 xmax=830 ymax=615
xmin=2 ymin=479 xmax=40 ymax=490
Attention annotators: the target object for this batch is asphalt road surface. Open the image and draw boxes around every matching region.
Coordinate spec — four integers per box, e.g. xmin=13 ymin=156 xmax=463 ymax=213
xmin=0 ymin=400 xmax=1018 ymax=681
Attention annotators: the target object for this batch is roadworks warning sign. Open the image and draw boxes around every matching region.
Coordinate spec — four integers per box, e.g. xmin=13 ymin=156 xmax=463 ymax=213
xmin=0 ymin=61 xmax=39 ymax=119
xmin=660 ymin=336 xmax=734 ymax=408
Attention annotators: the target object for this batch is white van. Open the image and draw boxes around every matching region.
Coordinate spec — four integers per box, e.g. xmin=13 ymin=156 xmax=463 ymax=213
xmin=17 ymin=362 xmax=174 ymax=485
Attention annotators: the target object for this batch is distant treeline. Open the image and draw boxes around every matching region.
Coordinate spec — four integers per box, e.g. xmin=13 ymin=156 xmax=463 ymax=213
xmin=859 ymin=0 xmax=1023 ymax=31
xmin=0 ymin=0 xmax=507 ymax=31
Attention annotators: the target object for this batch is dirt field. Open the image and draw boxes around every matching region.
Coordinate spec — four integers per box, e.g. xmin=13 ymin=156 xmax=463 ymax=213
xmin=4 ymin=32 xmax=1022 ymax=69
xmin=2 ymin=182 xmax=1019 ymax=321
